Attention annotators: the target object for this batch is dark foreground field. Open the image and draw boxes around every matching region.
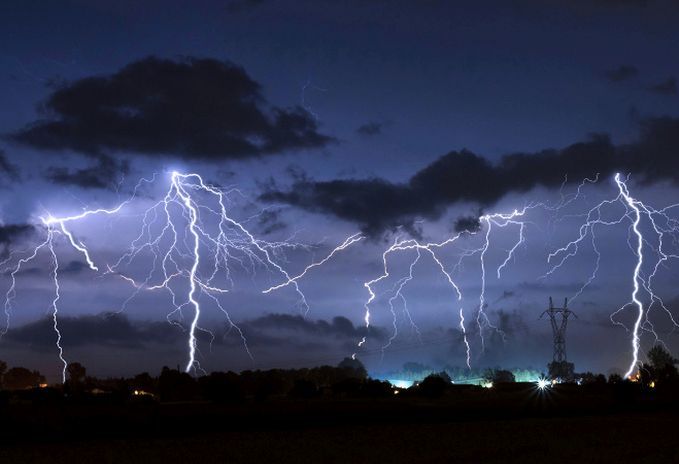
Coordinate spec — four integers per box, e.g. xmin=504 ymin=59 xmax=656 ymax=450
xmin=2 ymin=412 xmax=677 ymax=464
xmin=1 ymin=384 xmax=678 ymax=463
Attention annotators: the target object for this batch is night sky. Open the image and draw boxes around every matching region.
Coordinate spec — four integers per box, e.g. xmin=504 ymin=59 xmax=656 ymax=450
xmin=2 ymin=0 xmax=679 ymax=382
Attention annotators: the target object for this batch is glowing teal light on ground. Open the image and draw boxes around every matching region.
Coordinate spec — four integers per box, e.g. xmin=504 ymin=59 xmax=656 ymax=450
xmin=388 ymin=379 xmax=415 ymax=389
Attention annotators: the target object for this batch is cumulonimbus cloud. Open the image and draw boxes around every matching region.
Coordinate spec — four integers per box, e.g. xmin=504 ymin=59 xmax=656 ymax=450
xmin=4 ymin=312 xmax=385 ymax=351
xmin=0 ymin=149 xmax=19 ymax=184
xmin=262 ymin=116 xmax=679 ymax=235
xmin=0 ymin=224 xmax=34 ymax=259
xmin=8 ymin=56 xmax=335 ymax=164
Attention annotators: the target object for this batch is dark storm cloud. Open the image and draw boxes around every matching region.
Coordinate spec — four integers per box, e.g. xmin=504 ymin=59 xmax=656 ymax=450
xmin=8 ymin=56 xmax=334 ymax=161
xmin=2 ymin=260 xmax=89 ymax=278
xmin=261 ymin=177 xmax=413 ymax=236
xmin=263 ymin=117 xmax=679 ymax=235
xmin=356 ymin=122 xmax=384 ymax=137
xmin=246 ymin=313 xmax=384 ymax=340
xmin=60 ymin=260 xmax=89 ymax=274
xmin=0 ymin=149 xmax=19 ymax=182
xmin=604 ymin=65 xmax=639 ymax=82
xmin=256 ymin=209 xmax=287 ymax=235
xmin=453 ymin=215 xmax=482 ymax=233
xmin=649 ymin=77 xmax=677 ymax=96
xmin=44 ymin=154 xmax=129 ymax=189
xmin=224 ymin=313 xmax=385 ymax=354
xmin=4 ymin=313 xmax=179 ymax=350
xmin=6 ymin=312 xmax=384 ymax=351
xmin=0 ymin=224 xmax=35 ymax=258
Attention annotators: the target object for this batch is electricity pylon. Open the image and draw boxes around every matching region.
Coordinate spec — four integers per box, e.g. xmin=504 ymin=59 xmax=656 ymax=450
xmin=541 ymin=297 xmax=577 ymax=380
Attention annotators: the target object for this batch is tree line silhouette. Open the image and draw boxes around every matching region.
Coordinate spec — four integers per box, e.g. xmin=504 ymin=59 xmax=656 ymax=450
xmin=0 ymin=357 xmax=397 ymax=403
xmin=1 ymin=345 xmax=677 ymax=404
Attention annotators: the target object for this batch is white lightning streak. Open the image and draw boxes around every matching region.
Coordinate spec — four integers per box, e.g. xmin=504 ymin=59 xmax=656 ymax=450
xmin=5 ymin=168 xmax=679 ymax=380
xmin=2 ymin=171 xmax=362 ymax=379
xmin=172 ymin=172 xmax=203 ymax=372
xmin=615 ymin=173 xmax=644 ymax=378
xmin=358 ymin=233 xmax=473 ymax=366
xmin=546 ymin=173 xmax=679 ymax=376
xmin=47 ymin=227 xmax=67 ymax=383
xmin=262 ymin=232 xmax=364 ymax=298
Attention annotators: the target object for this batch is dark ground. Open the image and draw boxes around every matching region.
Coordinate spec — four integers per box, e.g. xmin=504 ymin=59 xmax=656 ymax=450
xmin=1 ymin=384 xmax=677 ymax=463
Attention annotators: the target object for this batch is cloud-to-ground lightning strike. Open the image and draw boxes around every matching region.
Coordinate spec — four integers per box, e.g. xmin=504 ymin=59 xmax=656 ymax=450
xmin=541 ymin=173 xmax=679 ymax=377
xmin=353 ymin=204 xmax=540 ymax=369
xmin=615 ymin=174 xmax=645 ymax=378
xmin=1 ymin=180 xmax=154 ymax=381
xmin=1 ymin=171 xmax=361 ymax=379
xmin=2 ymin=170 xmax=678 ymax=380
xmin=357 ymin=173 xmax=679 ymax=377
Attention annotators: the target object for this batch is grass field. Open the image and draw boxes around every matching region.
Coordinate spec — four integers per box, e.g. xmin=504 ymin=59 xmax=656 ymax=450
xmin=1 ymin=384 xmax=678 ymax=464
xmin=1 ymin=411 xmax=677 ymax=463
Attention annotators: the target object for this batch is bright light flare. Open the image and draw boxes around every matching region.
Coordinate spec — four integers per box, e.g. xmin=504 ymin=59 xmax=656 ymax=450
xmin=536 ymin=378 xmax=550 ymax=391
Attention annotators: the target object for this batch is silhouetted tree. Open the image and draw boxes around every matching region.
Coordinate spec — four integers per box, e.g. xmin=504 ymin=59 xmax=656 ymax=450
xmin=0 ymin=360 xmax=6 ymax=389
xmin=640 ymin=345 xmax=678 ymax=387
xmin=158 ymin=366 xmax=198 ymax=401
xmin=648 ymin=345 xmax=678 ymax=372
xmin=417 ymin=373 xmax=450 ymax=398
xmin=578 ymin=372 xmax=606 ymax=385
xmin=132 ymin=372 xmax=156 ymax=393
xmin=435 ymin=370 xmax=452 ymax=383
xmin=232 ymin=369 xmax=293 ymax=401
xmin=337 ymin=357 xmax=367 ymax=379
xmin=66 ymin=362 xmax=87 ymax=386
xmin=3 ymin=367 xmax=45 ymax=390
xmin=239 ymin=370 xmax=256 ymax=396
xmin=310 ymin=365 xmax=342 ymax=386
xmin=360 ymin=378 xmax=393 ymax=398
xmin=331 ymin=377 xmax=362 ymax=397
xmin=608 ymin=373 xmax=623 ymax=384
xmin=199 ymin=371 xmax=243 ymax=403
xmin=258 ymin=369 xmax=288 ymax=398
xmin=289 ymin=378 xmax=319 ymax=399
xmin=483 ymin=369 xmax=515 ymax=384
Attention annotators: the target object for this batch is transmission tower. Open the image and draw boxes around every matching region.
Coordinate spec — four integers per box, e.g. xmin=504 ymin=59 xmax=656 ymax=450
xmin=540 ymin=297 xmax=577 ymax=379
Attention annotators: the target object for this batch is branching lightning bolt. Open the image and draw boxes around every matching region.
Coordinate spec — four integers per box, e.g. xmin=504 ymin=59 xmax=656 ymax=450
xmin=615 ymin=173 xmax=644 ymax=378
xmin=545 ymin=173 xmax=679 ymax=378
xmin=1 ymin=171 xmax=360 ymax=378
xmin=2 ymin=168 xmax=679 ymax=380
xmin=359 ymin=173 xmax=679 ymax=375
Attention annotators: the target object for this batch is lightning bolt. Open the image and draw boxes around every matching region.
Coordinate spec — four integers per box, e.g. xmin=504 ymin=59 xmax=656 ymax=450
xmin=614 ymin=173 xmax=644 ymax=378
xmin=3 ymin=168 xmax=678 ymax=380
xmin=546 ymin=173 xmax=679 ymax=378
xmin=2 ymin=224 xmax=69 ymax=382
xmin=359 ymin=172 xmax=679 ymax=376
xmin=261 ymin=232 xmax=364 ymax=302
xmin=357 ymin=234 xmax=475 ymax=367
xmin=356 ymin=201 xmax=543 ymax=368
xmin=2 ymin=171 xmax=361 ymax=378
xmin=47 ymin=228 xmax=67 ymax=382
xmin=172 ymin=172 xmax=203 ymax=372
